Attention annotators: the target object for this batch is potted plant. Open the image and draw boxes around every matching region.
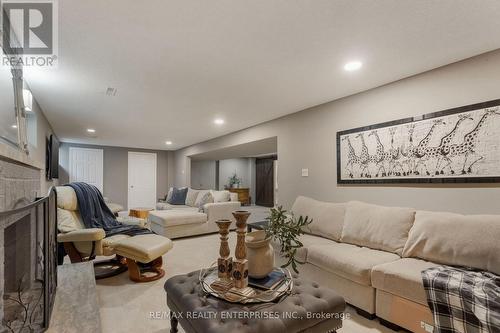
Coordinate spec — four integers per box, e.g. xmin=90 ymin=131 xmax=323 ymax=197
xmin=228 ymin=173 xmax=242 ymax=188
xmin=264 ymin=206 xmax=312 ymax=274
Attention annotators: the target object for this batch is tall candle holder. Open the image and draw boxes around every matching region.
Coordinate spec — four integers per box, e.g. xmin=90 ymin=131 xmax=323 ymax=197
xmin=231 ymin=210 xmax=251 ymax=289
xmin=215 ymin=219 xmax=233 ymax=279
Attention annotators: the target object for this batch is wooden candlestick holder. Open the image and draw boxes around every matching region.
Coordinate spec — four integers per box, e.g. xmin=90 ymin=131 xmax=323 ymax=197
xmin=231 ymin=210 xmax=251 ymax=289
xmin=215 ymin=219 xmax=233 ymax=279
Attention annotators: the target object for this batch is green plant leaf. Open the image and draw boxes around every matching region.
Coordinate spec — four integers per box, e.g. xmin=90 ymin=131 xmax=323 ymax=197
xmin=264 ymin=205 xmax=312 ymax=274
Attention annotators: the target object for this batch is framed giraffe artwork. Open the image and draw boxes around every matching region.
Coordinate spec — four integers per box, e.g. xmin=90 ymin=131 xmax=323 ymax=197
xmin=336 ymin=99 xmax=500 ymax=184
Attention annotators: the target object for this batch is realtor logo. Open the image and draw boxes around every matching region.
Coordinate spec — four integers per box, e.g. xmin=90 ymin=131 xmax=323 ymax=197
xmin=1 ymin=0 xmax=58 ymax=67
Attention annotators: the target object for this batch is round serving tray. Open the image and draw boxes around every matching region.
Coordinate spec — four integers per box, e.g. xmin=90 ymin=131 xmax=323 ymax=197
xmin=199 ymin=265 xmax=293 ymax=304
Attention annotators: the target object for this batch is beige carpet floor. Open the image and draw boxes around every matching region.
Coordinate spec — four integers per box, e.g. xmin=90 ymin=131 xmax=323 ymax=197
xmin=95 ymin=232 xmax=396 ymax=333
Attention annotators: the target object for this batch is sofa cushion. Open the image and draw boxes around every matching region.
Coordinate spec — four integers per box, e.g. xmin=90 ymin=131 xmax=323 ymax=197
xmin=168 ymin=187 xmax=188 ymax=205
xmin=306 ymin=242 xmax=400 ymax=286
xmin=149 ymin=210 xmax=207 ymax=228
xmin=56 ymin=186 xmax=78 ymax=211
xmin=272 ymin=234 xmax=335 ymax=263
xmin=102 ymin=234 xmax=130 ymax=248
xmin=157 ymin=203 xmax=198 ymax=211
xmin=185 ymin=188 xmax=200 ymax=206
xmin=291 ymin=196 xmax=345 ymax=241
xmin=196 ymin=191 xmax=214 ymax=211
xmin=165 ymin=187 xmax=173 ymax=201
xmin=341 ymin=201 xmax=415 ymax=255
xmin=372 ymin=258 xmax=439 ymax=305
xmin=402 ymin=211 xmax=500 ymax=275
xmin=194 ymin=190 xmax=211 ymax=206
xmin=164 ymin=186 xmax=187 ymax=201
xmin=57 ymin=208 xmax=84 ymax=232
xmin=156 ymin=202 xmax=172 ymax=210
xmin=294 ymin=234 xmax=340 ymax=262
xmin=210 ymin=190 xmax=230 ymax=203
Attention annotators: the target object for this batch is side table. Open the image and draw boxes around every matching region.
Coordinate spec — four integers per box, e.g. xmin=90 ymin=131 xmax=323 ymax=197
xmin=247 ymin=220 xmax=269 ymax=233
xmin=129 ymin=207 xmax=153 ymax=219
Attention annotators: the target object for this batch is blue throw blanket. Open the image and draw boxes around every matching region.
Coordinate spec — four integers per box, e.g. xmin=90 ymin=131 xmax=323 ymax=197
xmin=67 ymin=182 xmax=151 ymax=237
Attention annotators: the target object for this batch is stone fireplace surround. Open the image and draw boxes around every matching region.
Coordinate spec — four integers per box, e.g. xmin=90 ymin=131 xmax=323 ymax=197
xmin=0 ymin=154 xmax=57 ymax=332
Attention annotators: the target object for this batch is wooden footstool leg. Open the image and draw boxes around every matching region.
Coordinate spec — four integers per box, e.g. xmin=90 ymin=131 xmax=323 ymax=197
xmin=170 ymin=311 xmax=179 ymax=333
xmin=126 ymin=256 xmax=165 ymax=282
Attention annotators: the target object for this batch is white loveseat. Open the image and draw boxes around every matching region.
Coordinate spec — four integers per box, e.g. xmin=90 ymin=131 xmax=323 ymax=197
xmin=284 ymin=196 xmax=500 ymax=333
xmin=149 ymin=188 xmax=241 ymax=239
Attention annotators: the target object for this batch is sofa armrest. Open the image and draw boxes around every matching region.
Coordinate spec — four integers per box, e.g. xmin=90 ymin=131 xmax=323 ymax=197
xmin=229 ymin=193 xmax=239 ymax=202
xmin=205 ymin=201 xmax=241 ymax=222
xmin=57 ymin=228 xmax=106 ymax=243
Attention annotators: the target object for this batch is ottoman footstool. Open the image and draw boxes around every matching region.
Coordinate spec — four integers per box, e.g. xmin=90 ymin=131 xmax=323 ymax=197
xmin=149 ymin=210 xmax=208 ymax=238
xmin=113 ymin=234 xmax=173 ymax=282
xmin=165 ymin=270 xmax=346 ymax=333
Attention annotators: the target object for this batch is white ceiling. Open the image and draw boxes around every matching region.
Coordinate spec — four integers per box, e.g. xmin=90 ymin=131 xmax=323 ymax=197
xmin=24 ymin=0 xmax=500 ymax=150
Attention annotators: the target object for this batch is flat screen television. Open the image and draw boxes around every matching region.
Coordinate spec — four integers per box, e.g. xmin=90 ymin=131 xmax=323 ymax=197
xmin=46 ymin=135 xmax=59 ymax=179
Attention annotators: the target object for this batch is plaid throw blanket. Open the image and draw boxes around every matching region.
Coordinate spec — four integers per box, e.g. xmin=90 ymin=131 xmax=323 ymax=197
xmin=422 ymin=266 xmax=500 ymax=333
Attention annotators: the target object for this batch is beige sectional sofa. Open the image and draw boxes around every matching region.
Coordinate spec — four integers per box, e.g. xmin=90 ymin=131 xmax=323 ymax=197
xmin=288 ymin=196 xmax=500 ymax=333
xmin=149 ymin=189 xmax=241 ymax=239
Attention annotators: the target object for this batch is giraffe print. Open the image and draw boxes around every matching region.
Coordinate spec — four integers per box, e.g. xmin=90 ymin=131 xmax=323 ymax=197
xmin=447 ymin=108 xmax=500 ymax=174
xmin=387 ymin=127 xmax=403 ymax=176
xmin=341 ymin=136 xmax=361 ymax=178
xmin=355 ymin=133 xmax=371 ymax=178
xmin=368 ymin=130 xmax=388 ymax=177
xmin=400 ymin=124 xmax=416 ymax=176
xmin=434 ymin=114 xmax=474 ymax=174
xmin=413 ymin=119 xmax=446 ymax=175
xmin=339 ymin=105 xmax=500 ymax=181
xmin=414 ymin=115 xmax=474 ymax=176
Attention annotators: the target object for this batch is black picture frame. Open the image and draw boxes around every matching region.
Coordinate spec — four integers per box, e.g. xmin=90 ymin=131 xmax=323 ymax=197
xmin=336 ymin=98 xmax=500 ymax=184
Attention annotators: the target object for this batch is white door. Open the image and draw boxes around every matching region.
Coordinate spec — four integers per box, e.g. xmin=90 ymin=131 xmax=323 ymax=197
xmin=69 ymin=147 xmax=104 ymax=193
xmin=128 ymin=152 xmax=157 ymax=210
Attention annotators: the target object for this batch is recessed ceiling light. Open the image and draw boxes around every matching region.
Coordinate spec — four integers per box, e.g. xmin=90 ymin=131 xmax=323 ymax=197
xmin=11 ymin=124 xmax=17 ymax=129
xmin=165 ymin=141 xmax=172 ymax=145
xmin=214 ymin=118 xmax=225 ymax=125
xmin=344 ymin=61 xmax=363 ymax=72
xmin=87 ymin=128 xmax=96 ymax=133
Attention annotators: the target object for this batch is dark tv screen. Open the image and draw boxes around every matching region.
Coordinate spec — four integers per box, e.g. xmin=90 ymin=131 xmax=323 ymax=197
xmin=46 ymin=135 xmax=59 ymax=179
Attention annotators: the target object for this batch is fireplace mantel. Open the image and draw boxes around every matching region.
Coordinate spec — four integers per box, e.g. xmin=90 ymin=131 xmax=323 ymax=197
xmin=0 ymin=142 xmax=43 ymax=171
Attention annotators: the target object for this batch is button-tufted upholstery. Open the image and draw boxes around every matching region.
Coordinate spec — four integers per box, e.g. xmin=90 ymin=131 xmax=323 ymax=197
xmin=165 ymin=270 xmax=345 ymax=333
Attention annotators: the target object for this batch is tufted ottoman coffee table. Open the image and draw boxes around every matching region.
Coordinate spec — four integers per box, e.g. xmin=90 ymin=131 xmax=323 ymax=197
xmin=164 ymin=270 xmax=346 ymax=333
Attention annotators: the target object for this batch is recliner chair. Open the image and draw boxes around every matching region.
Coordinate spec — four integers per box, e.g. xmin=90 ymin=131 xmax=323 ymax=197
xmin=56 ymin=186 xmax=173 ymax=282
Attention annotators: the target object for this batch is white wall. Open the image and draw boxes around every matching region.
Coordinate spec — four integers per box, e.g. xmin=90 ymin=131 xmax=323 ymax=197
xmin=174 ymin=49 xmax=500 ymax=214
xmin=218 ymin=158 xmax=252 ymax=190
xmin=59 ymin=143 xmax=170 ymax=208
xmin=190 ymin=160 xmax=216 ymax=189
xmin=190 ymin=158 xmax=257 ymax=202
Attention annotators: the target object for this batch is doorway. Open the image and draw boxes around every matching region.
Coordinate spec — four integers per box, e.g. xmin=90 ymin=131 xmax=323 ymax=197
xmin=255 ymin=156 xmax=276 ymax=207
xmin=69 ymin=147 xmax=104 ymax=192
xmin=128 ymin=152 xmax=157 ymax=209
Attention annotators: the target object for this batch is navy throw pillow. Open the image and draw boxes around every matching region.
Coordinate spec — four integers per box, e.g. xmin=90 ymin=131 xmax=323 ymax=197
xmin=168 ymin=187 xmax=188 ymax=205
